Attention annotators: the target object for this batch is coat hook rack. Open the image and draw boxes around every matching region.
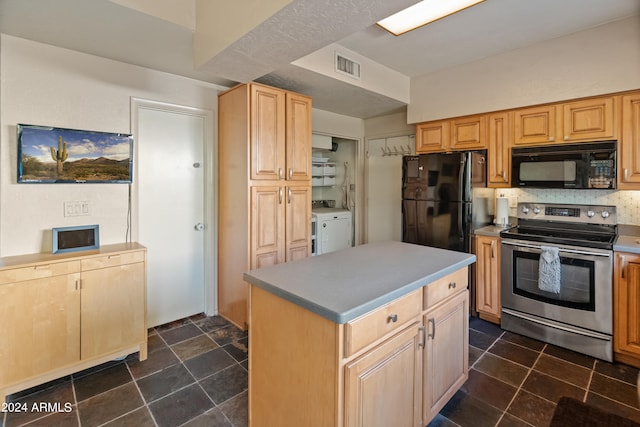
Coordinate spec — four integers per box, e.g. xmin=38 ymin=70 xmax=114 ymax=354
xmin=381 ymin=144 xmax=412 ymax=157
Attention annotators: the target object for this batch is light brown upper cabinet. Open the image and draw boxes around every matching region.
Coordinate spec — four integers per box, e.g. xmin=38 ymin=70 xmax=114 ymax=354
xmin=250 ymin=84 xmax=312 ymax=181
xmin=416 ymin=115 xmax=486 ymax=153
xmin=513 ymin=105 xmax=558 ymax=146
xmin=487 ymin=112 xmax=511 ymax=187
xmin=562 ymin=96 xmax=615 ymax=142
xmin=285 ymin=92 xmax=313 ymax=181
xmin=416 ymin=120 xmax=449 ymax=153
xmin=619 ymin=91 xmax=640 ymax=189
xmin=451 ymin=115 xmax=487 ymax=150
xmin=514 ymin=96 xmax=616 ymax=146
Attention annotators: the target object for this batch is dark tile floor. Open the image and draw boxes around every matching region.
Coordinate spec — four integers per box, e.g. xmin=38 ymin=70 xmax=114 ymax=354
xmin=429 ymin=317 xmax=640 ymax=427
xmin=2 ymin=314 xmax=248 ymax=427
xmin=3 ymin=315 xmax=639 ymax=427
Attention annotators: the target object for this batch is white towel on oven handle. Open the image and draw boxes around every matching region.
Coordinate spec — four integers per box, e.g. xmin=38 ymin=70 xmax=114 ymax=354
xmin=539 ymin=246 xmax=561 ymax=293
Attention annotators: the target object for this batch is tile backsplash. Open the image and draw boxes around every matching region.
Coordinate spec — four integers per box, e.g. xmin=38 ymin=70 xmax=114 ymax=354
xmin=496 ymin=189 xmax=640 ymax=225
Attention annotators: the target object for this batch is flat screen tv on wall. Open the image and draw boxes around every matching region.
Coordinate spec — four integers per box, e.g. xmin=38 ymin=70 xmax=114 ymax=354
xmin=17 ymin=124 xmax=134 ymax=183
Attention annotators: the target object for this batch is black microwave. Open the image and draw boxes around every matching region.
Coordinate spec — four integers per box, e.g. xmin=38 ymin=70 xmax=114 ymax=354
xmin=511 ymin=141 xmax=616 ymax=189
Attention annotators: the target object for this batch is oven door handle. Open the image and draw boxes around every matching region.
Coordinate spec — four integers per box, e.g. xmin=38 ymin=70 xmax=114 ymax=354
xmin=501 ymin=240 xmax=611 ymax=258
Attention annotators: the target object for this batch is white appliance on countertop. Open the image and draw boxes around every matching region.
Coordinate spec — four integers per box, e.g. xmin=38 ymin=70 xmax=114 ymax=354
xmin=312 ymin=208 xmax=352 ymax=255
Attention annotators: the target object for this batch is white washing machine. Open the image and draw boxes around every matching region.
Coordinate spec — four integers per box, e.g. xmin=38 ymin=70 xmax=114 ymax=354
xmin=312 ymin=208 xmax=353 ymax=255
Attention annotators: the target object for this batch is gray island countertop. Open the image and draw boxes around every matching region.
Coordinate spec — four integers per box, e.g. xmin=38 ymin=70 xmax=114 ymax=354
xmin=243 ymin=241 xmax=476 ymax=324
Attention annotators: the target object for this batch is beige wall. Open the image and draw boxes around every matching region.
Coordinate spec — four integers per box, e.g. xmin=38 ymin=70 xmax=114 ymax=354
xmin=0 ymin=34 xmax=222 ymax=256
xmin=364 ymin=110 xmax=414 ymax=139
xmin=408 ymin=16 xmax=640 ymax=123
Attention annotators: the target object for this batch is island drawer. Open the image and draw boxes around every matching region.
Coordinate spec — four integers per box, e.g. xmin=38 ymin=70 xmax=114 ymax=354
xmin=424 ymin=267 xmax=468 ymax=309
xmin=0 ymin=261 xmax=81 ymax=285
xmin=344 ymin=288 xmax=422 ymax=357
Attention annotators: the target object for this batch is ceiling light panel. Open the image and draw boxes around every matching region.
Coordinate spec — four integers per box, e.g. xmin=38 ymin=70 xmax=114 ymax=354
xmin=378 ymin=0 xmax=485 ymax=36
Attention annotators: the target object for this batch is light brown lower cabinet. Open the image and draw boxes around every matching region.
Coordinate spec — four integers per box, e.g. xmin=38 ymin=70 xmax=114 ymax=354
xmin=0 ymin=243 xmax=147 ymax=402
xmin=249 ymin=267 xmax=469 ymax=427
xmin=614 ymin=252 xmax=640 ymax=368
xmin=423 ymin=290 xmax=469 ymax=422
xmin=344 ymin=321 xmax=423 ymax=427
xmin=475 ymin=235 xmax=501 ymax=324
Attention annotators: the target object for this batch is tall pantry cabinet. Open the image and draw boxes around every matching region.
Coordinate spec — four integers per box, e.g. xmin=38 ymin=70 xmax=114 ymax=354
xmin=218 ymin=83 xmax=312 ymax=329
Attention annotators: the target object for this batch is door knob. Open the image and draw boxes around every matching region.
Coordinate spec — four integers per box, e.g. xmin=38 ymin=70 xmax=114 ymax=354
xmin=194 ymin=223 xmax=205 ymax=231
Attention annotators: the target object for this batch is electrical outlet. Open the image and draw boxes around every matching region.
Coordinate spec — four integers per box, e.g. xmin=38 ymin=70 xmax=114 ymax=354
xmin=508 ymin=195 xmax=518 ymax=208
xmin=64 ymin=201 xmax=90 ymax=217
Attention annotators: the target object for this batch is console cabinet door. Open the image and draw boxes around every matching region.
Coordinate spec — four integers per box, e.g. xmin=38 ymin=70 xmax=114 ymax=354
xmin=614 ymin=252 xmax=640 ymax=367
xmin=423 ymin=290 xmax=469 ymax=424
xmin=80 ymin=262 xmax=145 ymax=359
xmin=344 ymin=322 xmax=423 ymax=427
xmin=0 ymin=273 xmax=80 ymax=385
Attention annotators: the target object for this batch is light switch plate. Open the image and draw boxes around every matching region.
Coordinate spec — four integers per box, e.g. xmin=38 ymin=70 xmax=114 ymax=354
xmin=64 ymin=201 xmax=90 ymax=217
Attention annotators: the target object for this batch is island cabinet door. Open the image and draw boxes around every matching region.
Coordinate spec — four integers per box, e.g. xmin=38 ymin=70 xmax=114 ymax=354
xmin=423 ymin=290 xmax=469 ymax=424
xmin=344 ymin=321 xmax=423 ymax=427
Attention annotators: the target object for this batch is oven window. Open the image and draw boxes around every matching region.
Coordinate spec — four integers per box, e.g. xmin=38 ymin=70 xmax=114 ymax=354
xmin=511 ymin=251 xmax=595 ymax=311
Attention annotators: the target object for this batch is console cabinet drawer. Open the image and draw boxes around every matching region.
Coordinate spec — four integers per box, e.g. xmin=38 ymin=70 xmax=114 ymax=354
xmin=81 ymin=251 xmax=145 ymax=271
xmin=344 ymin=288 xmax=422 ymax=357
xmin=424 ymin=268 xmax=468 ymax=309
xmin=0 ymin=261 xmax=80 ymax=285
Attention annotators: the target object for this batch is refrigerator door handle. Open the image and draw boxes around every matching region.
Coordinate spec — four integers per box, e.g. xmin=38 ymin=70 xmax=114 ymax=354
xmin=458 ymin=155 xmax=466 ymax=203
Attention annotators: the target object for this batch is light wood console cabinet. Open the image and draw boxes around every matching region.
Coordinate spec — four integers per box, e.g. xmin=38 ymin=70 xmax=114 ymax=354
xmin=219 ymin=82 xmax=312 ymax=329
xmin=614 ymin=252 xmax=640 ymax=368
xmin=249 ymin=267 xmax=469 ymax=427
xmin=0 ymin=243 xmax=147 ymax=402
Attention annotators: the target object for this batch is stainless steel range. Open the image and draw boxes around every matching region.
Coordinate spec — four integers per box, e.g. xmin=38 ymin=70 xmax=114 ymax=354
xmin=500 ymin=203 xmax=617 ymax=361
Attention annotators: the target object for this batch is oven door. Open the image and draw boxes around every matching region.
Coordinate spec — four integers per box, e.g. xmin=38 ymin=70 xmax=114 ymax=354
xmin=501 ymin=239 xmax=612 ymax=334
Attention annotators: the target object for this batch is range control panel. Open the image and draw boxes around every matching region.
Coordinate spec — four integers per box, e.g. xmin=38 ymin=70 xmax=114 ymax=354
xmin=516 ymin=203 xmax=617 ymax=225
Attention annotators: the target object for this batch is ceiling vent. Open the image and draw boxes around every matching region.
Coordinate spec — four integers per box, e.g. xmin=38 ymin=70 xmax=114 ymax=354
xmin=335 ymin=52 xmax=361 ymax=80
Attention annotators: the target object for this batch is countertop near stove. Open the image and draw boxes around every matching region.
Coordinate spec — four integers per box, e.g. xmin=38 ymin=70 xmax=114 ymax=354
xmin=243 ymin=241 xmax=475 ymax=324
xmin=474 ymin=223 xmax=516 ymax=237
xmin=614 ymin=225 xmax=640 ymax=254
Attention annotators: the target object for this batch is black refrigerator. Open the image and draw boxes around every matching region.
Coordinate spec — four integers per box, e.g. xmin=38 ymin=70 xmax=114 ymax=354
xmin=401 ymin=151 xmax=491 ymax=253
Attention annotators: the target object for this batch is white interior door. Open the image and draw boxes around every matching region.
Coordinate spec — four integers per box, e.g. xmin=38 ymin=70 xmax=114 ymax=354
xmin=137 ymin=105 xmax=208 ymax=327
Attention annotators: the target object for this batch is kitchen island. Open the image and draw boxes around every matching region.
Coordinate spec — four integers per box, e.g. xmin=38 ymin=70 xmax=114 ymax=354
xmin=243 ymin=241 xmax=475 ymax=427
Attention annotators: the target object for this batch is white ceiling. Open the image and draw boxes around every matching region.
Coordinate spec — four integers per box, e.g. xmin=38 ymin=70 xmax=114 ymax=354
xmin=1 ymin=0 xmax=638 ymax=119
